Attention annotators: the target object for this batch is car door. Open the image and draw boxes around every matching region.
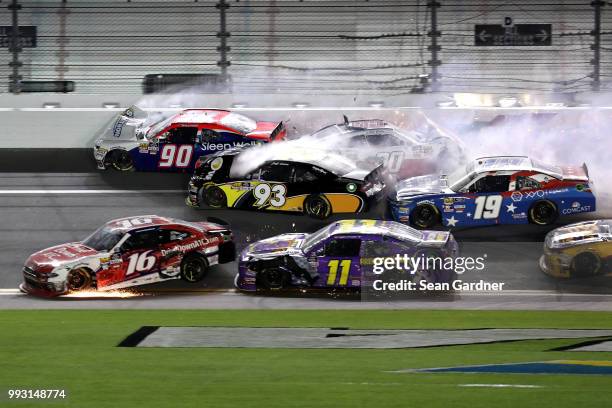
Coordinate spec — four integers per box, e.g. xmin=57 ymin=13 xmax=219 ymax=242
xmin=155 ymin=125 xmax=198 ymax=171
xmin=249 ymin=162 xmax=292 ymax=210
xmin=316 ymin=237 xmax=362 ymax=288
xmin=97 ymin=227 xmax=161 ymax=289
xmin=460 ymin=173 xmax=512 ymax=226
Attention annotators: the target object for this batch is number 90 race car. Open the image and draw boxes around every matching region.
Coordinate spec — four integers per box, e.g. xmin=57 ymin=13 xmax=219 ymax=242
xmin=388 ymin=156 xmax=596 ymax=229
xmin=540 ymin=220 xmax=612 ymax=278
xmin=235 ymin=219 xmax=458 ymax=292
xmin=20 ymin=215 xmax=235 ymax=297
xmin=187 ymin=147 xmax=386 ymax=219
xmin=93 ymin=106 xmax=286 ymax=172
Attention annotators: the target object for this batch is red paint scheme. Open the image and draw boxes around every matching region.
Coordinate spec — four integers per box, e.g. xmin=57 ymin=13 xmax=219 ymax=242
xmin=21 ymin=215 xmax=233 ymax=297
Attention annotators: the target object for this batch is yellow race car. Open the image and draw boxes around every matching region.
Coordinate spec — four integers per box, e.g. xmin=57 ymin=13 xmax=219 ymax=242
xmin=540 ymin=220 xmax=612 ymax=278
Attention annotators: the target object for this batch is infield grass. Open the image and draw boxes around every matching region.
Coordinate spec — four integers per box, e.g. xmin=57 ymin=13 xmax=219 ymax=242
xmin=1 ymin=310 xmax=612 ymax=408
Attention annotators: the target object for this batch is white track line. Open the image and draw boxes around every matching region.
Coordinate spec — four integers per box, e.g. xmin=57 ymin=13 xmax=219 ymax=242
xmin=0 ymin=189 xmax=184 ymax=194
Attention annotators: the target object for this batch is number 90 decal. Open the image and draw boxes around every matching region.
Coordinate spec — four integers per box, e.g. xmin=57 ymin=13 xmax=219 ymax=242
xmin=253 ymin=183 xmax=287 ymax=207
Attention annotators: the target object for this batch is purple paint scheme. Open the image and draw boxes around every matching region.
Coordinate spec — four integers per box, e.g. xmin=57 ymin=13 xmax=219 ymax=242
xmin=235 ymin=219 xmax=459 ymax=292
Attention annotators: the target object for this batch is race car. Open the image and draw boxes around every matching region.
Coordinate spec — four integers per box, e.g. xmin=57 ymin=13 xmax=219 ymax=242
xmin=235 ymin=219 xmax=458 ymax=291
xmin=187 ymin=147 xmax=386 ymax=219
xmin=308 ymin=116 xmax=465 ymax=179
xmin=93 ymin=106 xmax=286 ymax=172
xmin=540 ymin=220 xmax=612 ymax=278
xmin=20 ymin=215 xmax=235 ymax=297
xmin=388 ymin=156 xmax=596 ymax=229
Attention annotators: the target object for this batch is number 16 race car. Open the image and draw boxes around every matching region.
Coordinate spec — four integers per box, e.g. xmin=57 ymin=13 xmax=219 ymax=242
xmin=388 ymin=156 xmax=596 ymax=229
xmin=93 ymin=106 xmax=286 ymax=172
xmin=20 ymin=215 xmax=235 ymax=297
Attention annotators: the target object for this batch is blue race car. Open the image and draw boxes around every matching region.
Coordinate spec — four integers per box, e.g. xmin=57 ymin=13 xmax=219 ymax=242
xmin=388 ymin=156 xmax=596 ymax=229
xmin=93 ymin=106 xmax=286 ymax=172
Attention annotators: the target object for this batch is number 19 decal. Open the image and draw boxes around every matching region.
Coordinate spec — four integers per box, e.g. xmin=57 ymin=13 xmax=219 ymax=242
xmin=474 ymin=195 xmax=503 ymax=219
xmin=159 ymin=145 xmax=193 ymax=168
xmin=327 ymin=259 xmax=351 ymax=286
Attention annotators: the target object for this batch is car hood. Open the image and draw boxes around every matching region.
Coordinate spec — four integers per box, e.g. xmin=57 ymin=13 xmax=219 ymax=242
xmin=395 ymin=174 xmax=451 ymax=200
xmin=25 ymin=242 xmax=99 ymax=271
xmin=242 ymin=233 xmax=307 ymax=259
xmin=546 ymin=220 xmax=612 ymax=249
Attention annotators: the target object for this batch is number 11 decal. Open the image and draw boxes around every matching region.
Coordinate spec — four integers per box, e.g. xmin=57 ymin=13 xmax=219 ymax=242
xmin=473 ymin=195 xmax=503 ymax=219
xmin=327 ymin=259 xmax=351 ymax=286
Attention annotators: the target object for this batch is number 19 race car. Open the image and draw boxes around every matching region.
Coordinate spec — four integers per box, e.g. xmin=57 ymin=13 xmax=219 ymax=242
xmin=540 ymin=220 xmax=612 ymax=278
xmin=93 ymin=106 xmax=286 ymax=172
xmin=235 ymin=219 xmax=458 ymax=291
xmin=187 ymin=147 xmax=386 ymax=219
xmin=388 ymin=156 xmax=596 ymax=229
xmin=20 ymin=215 xmax=235 ymax=297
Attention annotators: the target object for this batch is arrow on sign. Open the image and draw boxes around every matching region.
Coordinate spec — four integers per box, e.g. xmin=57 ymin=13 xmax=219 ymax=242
xmin=478 ymin=30 xmax=491 ymax=42
xmin=535 ymin=29 xmax=548 ymax=42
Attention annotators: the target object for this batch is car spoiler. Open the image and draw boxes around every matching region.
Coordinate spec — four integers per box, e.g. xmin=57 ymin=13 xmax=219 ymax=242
xmin=270 ymin=121 xmax=285 ymax=141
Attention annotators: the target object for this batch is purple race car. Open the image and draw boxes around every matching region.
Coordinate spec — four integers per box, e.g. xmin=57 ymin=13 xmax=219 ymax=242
xmin=235 ymin=219 xmax=459 ymax=292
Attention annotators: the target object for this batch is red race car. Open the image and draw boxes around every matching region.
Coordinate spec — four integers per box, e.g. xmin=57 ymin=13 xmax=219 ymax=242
xmin=20 ymin=215 xmax=235 ymax=297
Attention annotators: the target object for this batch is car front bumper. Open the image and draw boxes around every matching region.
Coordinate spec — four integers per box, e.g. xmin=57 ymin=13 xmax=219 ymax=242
xmin=539 ymin=254 xmax=570 ymax=279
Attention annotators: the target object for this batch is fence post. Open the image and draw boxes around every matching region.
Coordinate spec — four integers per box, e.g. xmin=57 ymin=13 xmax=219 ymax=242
xmin=216 ymin=0 xmax=231 ymax=79
xmin=427 ymin=0 xmax=441 ymax=92
xmin=8 ymin=0 xmax=22 ymax=94
xmin=591 ymin=0 xmax=604 ymax=92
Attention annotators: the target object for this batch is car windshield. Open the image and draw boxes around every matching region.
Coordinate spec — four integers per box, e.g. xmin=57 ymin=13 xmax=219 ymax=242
xmin=311 ymin=124 xmax=346 ymax=139
xmin=302 ymin=224 xmax=335 ymax=252
xmin=82 ymin=226 xmax=124 ymax=251
xmin=146 ymin=116 xmax=174 ymax=139
xmin=220 ymin=112 xmax=257 ymax=134
xmin=447 ymin=161 xmax=474 ymax=190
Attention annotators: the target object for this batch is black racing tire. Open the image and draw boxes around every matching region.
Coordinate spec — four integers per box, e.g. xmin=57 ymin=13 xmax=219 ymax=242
xmin=303 ymin=194 xmax=332 ymax=219
xmin=529 ymin=200 xmax=558 ymax=226
xmin=180 ymin=254 xmax=209 ymax=283
xmin=108 ymin=150 xmax=134 ymax=172
xmin=66 ymin=268 xmax=93 ymax=292
xmin=202 ymin=185 xmax=227 ymax=208
xmin=257 ymin=267 xmax=291 ymax=290
xmin=410 ymin=204 xmax=440 ymax=229
xmin=570 ymin=252 xmax=602 ymax=278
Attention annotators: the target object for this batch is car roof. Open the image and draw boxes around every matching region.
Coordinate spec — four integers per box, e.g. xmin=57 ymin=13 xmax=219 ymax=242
xmin=328 ymin=219 xmax=423 ymax=242
xmin=262 ymin=148 xmax=358 ymax=175
xmin=170 ymin=109 xmax=231 ymax=125
xmin=105 ymin=215 xmax=175 ymax=231
xmin=472 ymin=156 xmax=562 ymax=178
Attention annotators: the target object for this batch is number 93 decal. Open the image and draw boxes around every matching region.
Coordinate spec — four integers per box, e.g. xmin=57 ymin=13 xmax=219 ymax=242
xmin=253 ymin=183 xmax=287 ymax=207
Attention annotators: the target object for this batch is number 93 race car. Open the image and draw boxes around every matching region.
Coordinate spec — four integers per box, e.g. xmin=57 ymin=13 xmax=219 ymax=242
xmin=540 ymin=220 xmax=612 ymax=278
xmin=187 ymin=147 xmax=386 ymax=219
xmin=235 ymin=219 xmax=458 ymax=292
xmin=388 ymin=156 xmax=596 ymax=229
xmin=93 ymin=106 xmax=286 ymax=172
xmin=20 ymin=215 xmax=235 ymax=297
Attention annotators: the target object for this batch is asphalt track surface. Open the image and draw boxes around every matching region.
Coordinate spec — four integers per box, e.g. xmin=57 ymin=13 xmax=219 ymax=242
xmin=1 ymin=156 xmax=612 ymax=310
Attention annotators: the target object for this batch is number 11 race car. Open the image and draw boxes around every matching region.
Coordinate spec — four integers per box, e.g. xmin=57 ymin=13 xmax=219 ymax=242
xmin=235 ymin=219 xmax=458 ymax=292
xmin=388 ymin=156 xmax=596 ymax=229
xmin=20 ymin=215 xmax=235 ymax=297
xmin=93 ymin=106 xmax=286 ymax=172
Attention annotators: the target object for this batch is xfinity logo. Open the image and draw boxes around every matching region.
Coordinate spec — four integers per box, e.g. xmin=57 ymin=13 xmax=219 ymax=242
xmin=201 ymin=141 xmax=260 ymax=151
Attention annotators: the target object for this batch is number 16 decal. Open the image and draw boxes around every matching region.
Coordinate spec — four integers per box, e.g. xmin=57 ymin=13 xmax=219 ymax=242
xmin=474 ymin=195 xmax=503 ymax=219
xmin=159 ymin=145 xmax=193 ymax=168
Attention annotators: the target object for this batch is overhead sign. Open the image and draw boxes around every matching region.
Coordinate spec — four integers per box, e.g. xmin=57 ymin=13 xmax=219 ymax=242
xmin=0 ymin=26 xmax=37 ymax=48
xmin=475 ymin=24 xmax=551 ymax=46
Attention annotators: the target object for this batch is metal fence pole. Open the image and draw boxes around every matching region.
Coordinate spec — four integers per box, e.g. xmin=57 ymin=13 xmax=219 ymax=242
xmin=8 ymin=0 xmax=22 ymax=94
xmin=427 ymin=0 xmax=441 ymax=92
xmin=591 ymin=0 xmax=604 ymax=92
xmin=216 ymin=0 xmax=231 ymax=79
